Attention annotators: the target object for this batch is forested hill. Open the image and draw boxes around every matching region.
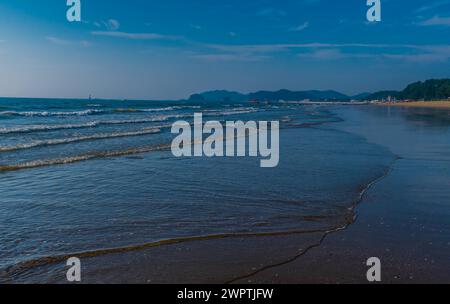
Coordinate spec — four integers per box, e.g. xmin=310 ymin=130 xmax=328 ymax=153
xmin=367 ymin=79 xmax=450 ymax=101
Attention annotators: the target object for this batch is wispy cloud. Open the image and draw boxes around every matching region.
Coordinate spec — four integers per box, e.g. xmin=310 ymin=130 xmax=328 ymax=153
xmin=46 ymin=36 xmax=91 ymax=47
xmin=415 ymin=0 xmax=450 ymax=13
xmin=298 ymin=49 xmax=346 ymax=60
xmin=297 ymin=51 xmax=450 ymax=63
xmin=205 ymin=43 xmax=393 ymax=54
xmin=191 ymin=53 xmax=269 ymax=62
xmin=383 ymin=53 xmax=450 ymax=63
xmin=417 ymin=15 xmax=450 ymax=26
xmin=106 ymin=19 xmax=120 ymax=31
xmin=189 ymin=24 xmax=202 ymax=30
xmin=93 ymin=19 xmax=121 ymax=31
xmin=91 ymin=31 xmax=180 ymax=41
xmin=203 ymin=42 xmax=450 ymax=63
xmin=288 ymin=22 xmax=309 ymax=32
xmin=402 ymin=45 xmax=450 ymax=62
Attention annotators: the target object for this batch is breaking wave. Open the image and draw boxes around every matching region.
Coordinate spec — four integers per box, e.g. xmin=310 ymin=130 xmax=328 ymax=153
xmin=0 ymin=109 xmax=105 ymax=117
xmin=115 ymin=106 xmax=201 ymax=113
xmin=0 ymin=110 xmax=258 ymax=135
xmin=0 ymin=127 xmax=163 ymax=153
xmin=0 ymin=144 xmax=171 ymax=172
xmin=0 ymin=106 xmax=203 ymax=117
xmin=0 ymin=116 xmax=180 ymax=135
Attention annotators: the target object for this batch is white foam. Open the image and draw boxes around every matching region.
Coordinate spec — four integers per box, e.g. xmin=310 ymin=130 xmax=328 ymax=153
xmin=0 ymin=109 xmax=104 ymax=117
xmin=0 ymin=128 xmax=162 ymax=152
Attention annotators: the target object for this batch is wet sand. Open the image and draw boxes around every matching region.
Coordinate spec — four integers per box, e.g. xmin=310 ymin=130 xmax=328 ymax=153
xmin=234 ymin=157 xmax=450 ymax=284
xmin=9 ymin=156 xmax=449 ymax=284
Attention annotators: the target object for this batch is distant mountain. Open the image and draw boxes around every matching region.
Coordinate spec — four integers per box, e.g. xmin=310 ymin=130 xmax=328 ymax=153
xmin=351 ymin=92 xmax=372 ymax=100
xmin=365 ymin=90 xmax=400 ymax=101
xmin=248 ymin=89 xmax=348 ymax=101
xmin=189 ymin=90 xmax=246 ymax=102
xmin=401 ymin=79 xmax=450 ymax=100
xmin=366 ymin=79 xmax=450 ymax=101
xmin=189 ymin=89 xmax=350 ymax=102
xmin=188 ymin=79 xmax=450 ymax=103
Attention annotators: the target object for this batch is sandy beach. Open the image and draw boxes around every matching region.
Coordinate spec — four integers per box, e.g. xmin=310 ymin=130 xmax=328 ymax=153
xmin=381 ymin=100 xmax=450 ymax=109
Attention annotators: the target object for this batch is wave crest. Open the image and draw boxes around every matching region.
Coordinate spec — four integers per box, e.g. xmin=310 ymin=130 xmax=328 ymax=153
xmin=0 ymin=127 xmax=163 ymax=153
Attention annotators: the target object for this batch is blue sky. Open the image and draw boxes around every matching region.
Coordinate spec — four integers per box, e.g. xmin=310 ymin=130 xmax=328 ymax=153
xmin=0 ymin=0 xmax=450 ymax=99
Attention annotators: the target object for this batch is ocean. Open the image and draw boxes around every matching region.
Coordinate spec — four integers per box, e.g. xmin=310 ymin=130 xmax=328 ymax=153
xmin=2 ymin=98 xmax=445 ymax=282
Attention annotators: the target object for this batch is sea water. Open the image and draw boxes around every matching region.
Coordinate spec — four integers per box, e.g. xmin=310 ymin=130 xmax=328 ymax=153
xmin=0 ymin=98 xmax=394 ymax=279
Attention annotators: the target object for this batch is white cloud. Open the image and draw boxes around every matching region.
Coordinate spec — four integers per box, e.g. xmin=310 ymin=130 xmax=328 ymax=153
xmin=190 ymin=24 xmax=202 ymax=30
xmin=93 ymin=19 xmax=121 ymax=31
xmin=203 ymin=42 xmax=450 ymax=63
xmin=395 ymin=45 xmax=450 ymax=62
xmin=415 ymin=1 xmax=450 ymax=13
xmin=382 ymin=53 xmax=450 ymax=63
xmin=206 ymin=43 xmax=392 ymax=54
xmin=192 ymin=53 xmax=269 ymax=62
xmin=289 ymin=22 xmax=309 ymax=32
xmin=46 ymin=36 xmax=91 ymax=47
xmin=106 ymin=19 xmax=121 ymax=31
xmin=418 ymin=15 xmax=450 ymax=26
xmin=91 ymin=31 xmax=171 ymax=40
xmin=298 ymin=49 xmax=344 ymax=60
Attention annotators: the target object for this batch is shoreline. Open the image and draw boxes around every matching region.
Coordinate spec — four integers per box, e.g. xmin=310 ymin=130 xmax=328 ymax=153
xmin=2 ymin=155 xmax=393 ymax=284
xmin=237 ymin=105 xmax=450 ymax=284
xmin=2 ymin=105 xmax=449 ymax=284
xmin=1 ymin=108 xmax=397 ymax=284
xmin=379 ymin=100 xmax=450 ymax=109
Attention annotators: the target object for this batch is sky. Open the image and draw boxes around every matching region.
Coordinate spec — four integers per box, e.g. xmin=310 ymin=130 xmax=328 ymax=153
xmin=0 ymin=0 xmax=450 ymax=100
